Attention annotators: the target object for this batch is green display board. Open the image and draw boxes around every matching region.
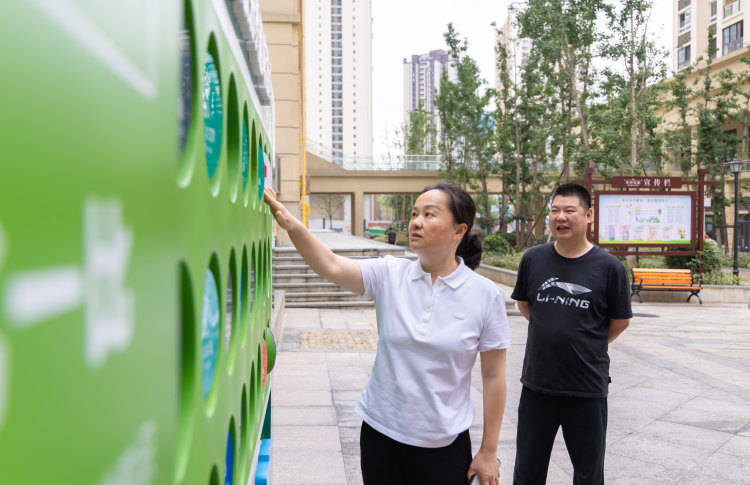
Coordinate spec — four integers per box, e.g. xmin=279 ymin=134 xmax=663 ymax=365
xmin=0 ymin=1 xmax=275 ymax=484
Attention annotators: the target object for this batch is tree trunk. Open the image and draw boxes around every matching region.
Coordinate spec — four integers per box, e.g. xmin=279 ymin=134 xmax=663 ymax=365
xmin=629 ymin=2 xmax=638 ymax=174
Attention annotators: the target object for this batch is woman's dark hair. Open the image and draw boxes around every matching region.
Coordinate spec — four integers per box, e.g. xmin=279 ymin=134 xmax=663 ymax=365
xmin=421 ymin=183 xmax=483 ymax=270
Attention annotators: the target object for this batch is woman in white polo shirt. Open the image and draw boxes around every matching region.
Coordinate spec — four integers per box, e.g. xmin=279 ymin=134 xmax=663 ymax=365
xmin=264 ymin=183 xmax=509 ymax=485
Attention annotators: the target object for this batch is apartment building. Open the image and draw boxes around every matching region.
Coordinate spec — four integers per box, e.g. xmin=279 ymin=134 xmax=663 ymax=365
xmin=495 ymin=1 xmax=532 ymax=91
xmin=304 ymin=0 xmax=373 ymax=165
xmin=674 ymin=0 xmax=746 ymax=70
xmin=402 ymin=50 xmax=455 ymax=152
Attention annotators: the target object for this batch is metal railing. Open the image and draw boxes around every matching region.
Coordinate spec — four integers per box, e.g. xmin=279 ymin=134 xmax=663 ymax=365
xmin=724 ymin=0 xmax=743 ymax=18
xmin=305 ymin=139 xmax=442 ymax=170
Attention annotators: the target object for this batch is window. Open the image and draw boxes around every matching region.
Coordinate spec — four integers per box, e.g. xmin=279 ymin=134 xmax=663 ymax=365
xmin=679 ymin=9 xmax=691 ymax=33
xmin=723 ymin=21 xmax=743 ymax=55
xmin=710 ymin=1 xmax=718 ymax=20
xmin=678 ymin=44 xmax=691 ymax=69
xmin=724 ymin=0 xmax=742 ymax=18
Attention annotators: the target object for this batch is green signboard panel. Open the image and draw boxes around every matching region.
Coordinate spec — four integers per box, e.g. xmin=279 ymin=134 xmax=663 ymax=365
xmin=0 ymin=1 xmax=275 ymax=484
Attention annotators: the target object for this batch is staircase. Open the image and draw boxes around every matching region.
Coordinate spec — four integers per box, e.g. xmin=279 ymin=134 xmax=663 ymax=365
xmin=272 ymin=245 xmax=410 ymax=308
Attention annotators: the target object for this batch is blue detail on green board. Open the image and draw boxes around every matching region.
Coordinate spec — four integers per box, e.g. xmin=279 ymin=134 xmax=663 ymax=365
xmin=203 ymin=52 xmax=222 ymax=179
xmin=257 ymin=145 xmax=264 ymax=200
xmin=254 ymin=439 xmax=272 ymax=485
xmin=242 ymin=118 xmax=249 ymax=191
xmin=225 ymin=430 xmax=234 ymax=485
xmin=201 ymin=269 xmax=220 ymax=397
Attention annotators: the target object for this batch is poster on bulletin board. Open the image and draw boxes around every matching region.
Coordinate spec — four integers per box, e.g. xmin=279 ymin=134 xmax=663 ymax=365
xmin=595 ymin=192 xmax=695 ymax=246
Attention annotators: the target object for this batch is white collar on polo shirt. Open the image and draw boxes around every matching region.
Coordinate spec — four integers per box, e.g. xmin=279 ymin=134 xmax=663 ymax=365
xmin=407 ymin=256 xmax=470 ymax=289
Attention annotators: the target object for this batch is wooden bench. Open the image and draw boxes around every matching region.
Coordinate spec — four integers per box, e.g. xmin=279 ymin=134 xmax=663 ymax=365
xmin=631 ymin=268 xmax=703 ymax=304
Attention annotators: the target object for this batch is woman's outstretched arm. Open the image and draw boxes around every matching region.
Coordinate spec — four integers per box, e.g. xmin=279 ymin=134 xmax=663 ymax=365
xmin=264 ymin=187 xmax=365 ymax=295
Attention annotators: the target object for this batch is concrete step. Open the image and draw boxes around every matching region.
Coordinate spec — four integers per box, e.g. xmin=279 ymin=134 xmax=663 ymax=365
xmin=285 ymin=300 xmax=375 ymax=309
xmin=273 ymin=273 xmax=328 ymax=284
xmin=273 ymin=282 xmax=339 ymax=291
xmin=273 ymin=264 xmax=319 ymax=275
xmin=273 ymin=254 xmax=381 ymax=265
xmin=273 ymin=247 xmax=407 ymax=258
xmin=284 ymin=291 xmax=369 ymax=303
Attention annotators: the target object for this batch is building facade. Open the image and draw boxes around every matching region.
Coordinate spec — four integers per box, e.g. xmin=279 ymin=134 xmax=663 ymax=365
xmin=495 ymin=1 xmax=532 ymax=92
xmin=674 ymin=0 xmax=746 ymax=71
xmin=668 ymin=1 xmax=749 ymax=251
xmin=304 ymin=0 xmax=373 ymax=165
xmin=402 ymin=49 xmax=455 ymax=153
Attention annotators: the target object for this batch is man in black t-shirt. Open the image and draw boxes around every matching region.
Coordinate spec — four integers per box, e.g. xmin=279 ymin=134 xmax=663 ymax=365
xmin=511 ymin=183 xmax=632 ymax=485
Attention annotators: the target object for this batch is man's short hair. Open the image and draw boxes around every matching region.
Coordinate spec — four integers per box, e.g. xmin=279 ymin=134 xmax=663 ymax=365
xmin=551 ymin=183 xmax=591 ymax=210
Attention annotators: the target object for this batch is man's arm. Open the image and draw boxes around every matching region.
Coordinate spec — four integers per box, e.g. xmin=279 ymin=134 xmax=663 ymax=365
xmin=516 ymin=301 xmax=530 ymax=321
xmin=608 ymin=318 xmax=630 ymax=343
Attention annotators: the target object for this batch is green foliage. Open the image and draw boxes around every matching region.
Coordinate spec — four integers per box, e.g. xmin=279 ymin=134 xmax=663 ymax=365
xmin=483 ymin=233 xmax=514 ymax=255
xmin=404 ymin=100 xmax=436 ymax=155
xmin=664 ymin=251 xmax=693 ymax=269
xmin=436 ymin=24 xmax=498 ymax=233
xmin=481 ymin=251 xmax=524 ymax=271
xmin=686 ymin=238 xmax=723 ymax=275
xmin=702 ymin=271 xmax=739 ymax=285
xmin=739 ymin=252 xmax=750 ymax=269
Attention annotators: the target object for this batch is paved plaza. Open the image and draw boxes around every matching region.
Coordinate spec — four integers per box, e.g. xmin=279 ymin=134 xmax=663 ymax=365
xmin=270 ymin=287 xmax=750 ymax=484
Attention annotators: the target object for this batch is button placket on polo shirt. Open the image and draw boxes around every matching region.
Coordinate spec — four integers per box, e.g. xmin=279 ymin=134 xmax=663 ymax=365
xmin=416 ymin=275 xmax=433 ymax=336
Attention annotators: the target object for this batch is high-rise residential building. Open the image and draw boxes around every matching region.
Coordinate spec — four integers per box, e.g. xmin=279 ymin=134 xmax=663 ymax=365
xmin=495 ymin=1 xmax=532 ymax=91
xmin=304 ymin=0 xmax=373 ymax=165
xmin=674 ymin=0 xmax=746 ymax=71
xmin=402 ymin=50 xmax=456 ymax=153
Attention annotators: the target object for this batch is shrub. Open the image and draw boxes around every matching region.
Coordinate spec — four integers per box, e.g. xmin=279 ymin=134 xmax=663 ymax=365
xmin=481 ymin=251 xmax=524 ymax=271
xmin=665 ymin=251 xmax=692 ymax=269
xmin=483 ymin=233 xmax=514 ymax=255
xmin=687 ymin=238 xmax=722 ymax=275
xmin=739 ymin=252 xmax=750 ymax=269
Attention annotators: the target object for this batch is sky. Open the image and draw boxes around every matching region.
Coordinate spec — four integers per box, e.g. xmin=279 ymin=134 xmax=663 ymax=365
xmin=370 ymin=0 xmax=674 ymax=158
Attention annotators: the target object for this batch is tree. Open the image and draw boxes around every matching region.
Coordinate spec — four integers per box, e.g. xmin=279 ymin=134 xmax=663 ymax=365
xmin=692 ymin=31 xmax=737 ymax=249
xmin=436 ymin=24 xmax=498 ymax=232
xmin=495 ymin=26 xmax=559 ymax=247
xmin=403 ymin=100 xmax=436 ymax=155
xmin=662 ymin=67 xmax=694 ymax=175
xmin=318 ymin=194 xmax=345 ymax=230
xmin=599 ymin=0 xmax=667 ymax=174
xmin=517 ymin=0 xmax=609 ymax=173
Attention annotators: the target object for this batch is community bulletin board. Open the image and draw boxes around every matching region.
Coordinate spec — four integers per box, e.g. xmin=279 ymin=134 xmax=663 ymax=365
xmin=595 ymin=192 xmax=695 ymax=246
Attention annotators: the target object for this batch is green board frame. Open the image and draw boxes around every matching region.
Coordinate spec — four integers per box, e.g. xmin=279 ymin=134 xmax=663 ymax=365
xmin=0 ymin=1 xmax=275 ymax=484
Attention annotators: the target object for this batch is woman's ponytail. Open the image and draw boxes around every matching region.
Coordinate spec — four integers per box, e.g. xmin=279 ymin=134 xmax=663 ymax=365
xmin=457 ymin=231 xmax=482 ymax=270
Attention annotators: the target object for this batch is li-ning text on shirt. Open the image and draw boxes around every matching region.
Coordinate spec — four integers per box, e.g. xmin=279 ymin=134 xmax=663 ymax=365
xmin=535 ymin=277 xmax=592 ymax=309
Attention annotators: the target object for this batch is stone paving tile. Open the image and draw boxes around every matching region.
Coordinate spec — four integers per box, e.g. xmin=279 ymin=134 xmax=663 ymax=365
xmin=283 ymin=308 xmax=322 ymax=328
xmin=716 ymin=434 xmax=750 ymax=458
xmin=661 ymin=396 xmax=750 ymax=434
xmin=272 ymin=300 xmax=750 ymax=484
xmin=273 ymin=388 xmax=333 ymax=407
xmin=329 ymin=367 xmax=370 ymax=390
xmin=607 ymin=433 xmax=711 ymax=470
xmin=300 ymin=330 xmax=377 ymax=350
xmin=272 ymin=425 xmax=342 ymax=451
xmin=630 ymin=419 xmax=732 ymax=452
xmin=699 ymin=451 xmax=750 ymax=483
xmin=271 ymin=449 xmax=347 ymax=485
xmin=273 ymin=372 xmax=332 ymax=392
xmin=273 ymin=406 xmax=338 ymax=426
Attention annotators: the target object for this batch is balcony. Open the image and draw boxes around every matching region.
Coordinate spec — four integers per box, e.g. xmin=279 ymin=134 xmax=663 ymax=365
xmin=724 ymin=0 xmax=742 ymax=18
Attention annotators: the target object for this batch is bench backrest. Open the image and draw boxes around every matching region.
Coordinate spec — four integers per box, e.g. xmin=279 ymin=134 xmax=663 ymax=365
xmin=632 ymin=268 xmax=695 ymax=286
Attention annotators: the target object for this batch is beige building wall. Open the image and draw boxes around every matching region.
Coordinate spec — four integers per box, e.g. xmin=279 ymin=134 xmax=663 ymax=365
xmin=261 ymin=0 xmax=304 ymax=246
xmin=668 ymin=0 xmax=748 ymax=245
xmin=674 ymin=0 xmax=746 ymax=71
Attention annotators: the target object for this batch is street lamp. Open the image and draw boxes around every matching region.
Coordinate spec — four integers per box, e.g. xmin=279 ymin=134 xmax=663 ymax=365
xmin=728 ymin=158 xmax=742 ymax=281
